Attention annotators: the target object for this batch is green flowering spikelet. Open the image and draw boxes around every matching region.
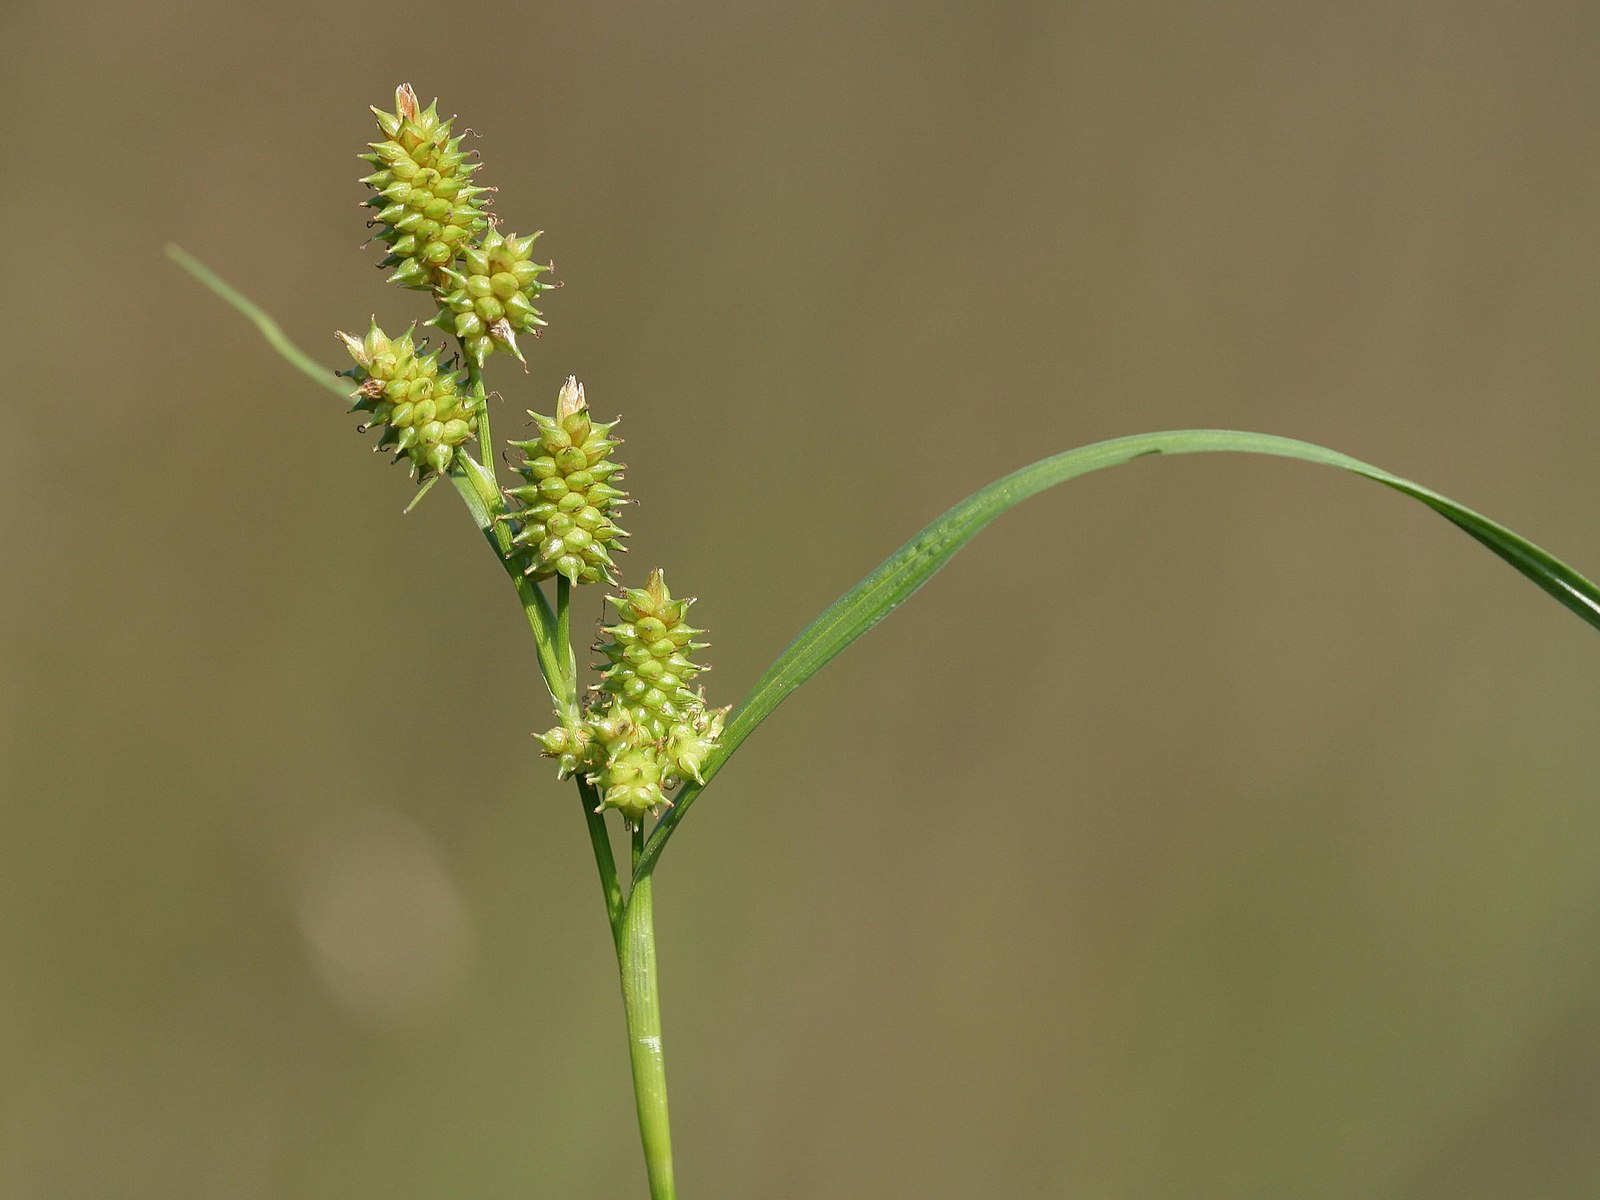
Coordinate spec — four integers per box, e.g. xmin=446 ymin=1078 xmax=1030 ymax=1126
xmin=538 ymin=570 xmax=726 ymax=826
xmin=361 ymin=84 xmax=490 ymax=293
xmin=502 ymin=376 xmax=628 ymax=585
xmin=586 ymin=708 xmax=669 ymax=823
xmin=433 ymin=227 xmax=556 ymax=365
xmin=596 ymin=570 xmax=711 ymax=739
xmin=537 ymin=717 xmax=593 ymax=780
xmin=337 ymin=322 xmax=479 ymax=477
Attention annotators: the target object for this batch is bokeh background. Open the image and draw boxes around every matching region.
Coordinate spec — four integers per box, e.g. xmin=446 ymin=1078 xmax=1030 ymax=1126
xmin=6 ymin=1 xmax=1599 ymax=1196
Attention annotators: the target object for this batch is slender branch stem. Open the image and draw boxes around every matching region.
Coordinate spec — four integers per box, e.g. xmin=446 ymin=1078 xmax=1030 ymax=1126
xmin=554 ymin=575 xmax=623 ymax=938
xmin=466 ymin=356 xmax=499 ymax=496
xmin=556 ymin=576 xmax=573 ymax=672
xmin=447 ymin=463 xmax=570 ymax=705
xmin=447 ymin=466 xmax=623 ymax=936
xmin=618 ymin=867 xmax=676 ymax=1199
xmin=521 ymin=580 xmax=573 ymax=716
xmin=555 ymin=574 xmax=578 ymax=711
xmin=577 ymin=777 xmax=624 ymax=940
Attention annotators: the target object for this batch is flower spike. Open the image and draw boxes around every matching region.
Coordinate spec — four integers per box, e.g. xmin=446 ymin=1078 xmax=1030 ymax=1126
xmin=361 ymin=84 xmax=491 ymax=295
xmin=500 ymin=376 xmax=629 ymax=585
xmin=536 ymin=569 xmax=727 ymax=827
xmin=337 ymin=322 xmax=479 ymax=480
xmin=432 ymin=228 xmax=556 ymax=365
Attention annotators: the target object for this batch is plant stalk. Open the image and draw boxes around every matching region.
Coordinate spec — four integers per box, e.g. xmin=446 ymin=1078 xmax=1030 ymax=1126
xmin=618 ymin=860 xmax=675 ymax=1199
xmin=451 ymin=460 xmax=624 ymax=939
xmin=556 ymin=575 xmax=622 ymax=938
xmin=447 ymin=465 xmax=569 ymax=705
xmin=465 ymin=356 xmax=498 ymax=494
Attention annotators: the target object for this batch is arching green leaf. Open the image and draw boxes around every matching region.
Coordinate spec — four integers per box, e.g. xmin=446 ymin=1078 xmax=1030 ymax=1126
xmin=635 ymin=430 xmax=1599 ymax=880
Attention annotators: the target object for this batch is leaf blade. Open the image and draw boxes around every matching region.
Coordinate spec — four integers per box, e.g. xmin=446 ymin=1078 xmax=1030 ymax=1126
xmin=635 ymin=429 xmax=1600 ymax=880
xmin=166 ymin=243 xmax=348 ymax=398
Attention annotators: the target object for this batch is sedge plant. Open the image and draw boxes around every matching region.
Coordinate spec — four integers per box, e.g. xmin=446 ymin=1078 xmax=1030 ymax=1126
xmin=169 ymin=85 xmax=1600 ymax=1199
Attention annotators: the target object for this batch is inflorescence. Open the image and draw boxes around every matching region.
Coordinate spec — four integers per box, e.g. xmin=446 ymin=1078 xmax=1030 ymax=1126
xmin=502 ymin=376 xmax=630 ymax=585
xmin=336 ymin=85 xmax=722 ymax=825
xmin=540 ymin=570 xmax=728 ymax=826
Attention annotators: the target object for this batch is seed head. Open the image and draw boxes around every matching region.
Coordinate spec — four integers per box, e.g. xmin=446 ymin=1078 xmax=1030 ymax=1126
xmin=535 ymin=570 xmax=725 ymax=827
xmin=337 ymin=321 xmax=479 ymax=478
xmin=361 ymin=84 xmax=491 ymax=295
xmin=433 ymin=228 xmax=556 ymax=365
xmin=501 ymin=377 xmax=628 ymax=585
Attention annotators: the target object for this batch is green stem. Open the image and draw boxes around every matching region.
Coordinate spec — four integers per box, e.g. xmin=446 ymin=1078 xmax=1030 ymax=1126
xmin=555 ymin=574 xmax=578 ymax=711
xmin=555 ymin=575 xmax=622 ymax=937
xmin=167 ymin=246 xmax=657 ymax=1181
xmin=465 ymin=356 xmax=498 ymax=496
xmin=618 ymin=865 xmax=675 ymax=1199
xmin=450 ymin=458 xmax=623 ymax=938
xmin=448 ymin=462 xmax=570 ymax=707
xmin=579 ymin=777 xmax=624 ymax=940
xmin=450 ymin=422 xmax=628 ymax=972
xmin=556 ymin=575 xmax=573 ymax=669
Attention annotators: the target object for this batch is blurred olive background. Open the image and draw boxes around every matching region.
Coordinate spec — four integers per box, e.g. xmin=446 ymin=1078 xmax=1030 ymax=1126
xmin=5 ymin=1 xmax=1599 ymax=1196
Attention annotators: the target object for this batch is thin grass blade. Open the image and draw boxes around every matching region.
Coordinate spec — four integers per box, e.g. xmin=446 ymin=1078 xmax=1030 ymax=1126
xmin=166 ymin=244 xmax=348 ymax=398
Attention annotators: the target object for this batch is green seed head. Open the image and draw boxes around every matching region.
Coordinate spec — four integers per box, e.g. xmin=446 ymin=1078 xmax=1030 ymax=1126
xmin=361 ymin=84 xmax=490 ymax=295
xmin=502 ymin=377 xmax=628 ymax=585
xmin=537 ymin=717 xmax=593 ymax=779
xmin=593 ymin=741 xmax=669 ymax=826
xmin=596 ymin=570 xmax=708 ymax=740
xmin=434 ymin=227 xmax=555 ymax=365
xmin=337 ymin=322 xmax=479 ymax=477
xmin=536 ymin=570 xmax=725 ymax=827
xmin=538 ymin=702 xmax=661 ymax=826
xmin=580 ymin=701 xmax=669 ymax=826
xmin=664 ymin=703 xmax=726 ymax=786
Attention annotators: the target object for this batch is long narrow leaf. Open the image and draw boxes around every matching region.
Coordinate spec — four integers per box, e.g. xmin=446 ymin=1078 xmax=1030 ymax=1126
xmin=166 ymin=244 xmax=348 ymax=398
xmin=635 ymin=429 xmax=1600 ymax=880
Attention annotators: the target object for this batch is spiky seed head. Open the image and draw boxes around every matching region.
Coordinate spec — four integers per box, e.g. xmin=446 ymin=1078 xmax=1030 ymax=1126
xmin=592 ymin=743 xmax=669 ymax=826
xmin=665 ymin=702 xmax=728 ymax=785
xmin=595 ymin=569 xmax=707 ymax=739
xmin=361 ymin=84 xmax=491 ymax=295
xmin=337 ymin=321 xmax=479 ymax=479
xmin=501 ymin=376 xmax=627 ymax=585
xmin=433 ymin=228 xmax=555 ymax=365
xmin=533 ymin=571 xmax=725 ymax=828
xmin=537 ymin=718 xmax=593 ymax=779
